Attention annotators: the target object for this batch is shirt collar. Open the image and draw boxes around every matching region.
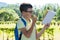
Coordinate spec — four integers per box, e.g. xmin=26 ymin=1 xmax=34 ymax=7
xmin=21 ymin=16 xmax=32 ymax=23
xmin=21 ymin=16 xmax=27 ymax=23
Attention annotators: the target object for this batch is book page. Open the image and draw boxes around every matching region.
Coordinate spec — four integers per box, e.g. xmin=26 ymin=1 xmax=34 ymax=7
xmin=42 ymin=10 xmax=56 ymax=24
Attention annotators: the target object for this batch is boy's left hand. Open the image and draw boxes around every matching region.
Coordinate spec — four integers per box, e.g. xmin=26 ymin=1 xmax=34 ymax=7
xmin=44 ymin=23 xmax=50 ymax=29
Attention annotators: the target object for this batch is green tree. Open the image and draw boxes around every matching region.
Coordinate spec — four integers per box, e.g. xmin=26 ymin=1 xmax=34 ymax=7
xmin=56 ymin=7 xmax=60 ymax=21
xmin=0 ymin=8 xmax=19 ymax=21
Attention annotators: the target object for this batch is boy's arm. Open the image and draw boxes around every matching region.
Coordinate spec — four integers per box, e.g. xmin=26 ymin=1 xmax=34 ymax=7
xmin=36 ymin=10 xmax=49 ymax=39
xmin=36 ymin=24 xmax=50 ymax=39
xmin=20 ymin=16 xmax=37 ymax=38
xmin=20 ymin=21 xmax=35 ymax=38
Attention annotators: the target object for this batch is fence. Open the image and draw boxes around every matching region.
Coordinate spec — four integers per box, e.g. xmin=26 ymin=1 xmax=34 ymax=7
xmin=0 ymin=21 xmax=60 ymax=40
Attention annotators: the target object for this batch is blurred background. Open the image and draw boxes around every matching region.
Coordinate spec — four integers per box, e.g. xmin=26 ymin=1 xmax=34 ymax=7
xmin=0 ymin=0 xmax=60 ymax=40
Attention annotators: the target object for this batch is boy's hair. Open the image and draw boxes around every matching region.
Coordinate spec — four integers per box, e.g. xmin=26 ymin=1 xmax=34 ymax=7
xmin=19 ymin=3 xmax=33 ymax=13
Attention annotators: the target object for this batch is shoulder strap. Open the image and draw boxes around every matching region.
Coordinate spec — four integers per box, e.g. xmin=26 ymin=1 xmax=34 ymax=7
xmin=21 ymin=17 xmax=26 ymax=26
xmin=14 ymin=17 xmax=26 ymax=40
xmin=14 ymin=24 xmax=19 ymax=40
xmin=19 ymin=17 xmax=26 ymax=40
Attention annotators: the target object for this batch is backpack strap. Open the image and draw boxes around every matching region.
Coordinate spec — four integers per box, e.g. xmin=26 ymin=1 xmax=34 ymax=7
xmin=14 ymin=17 xmax=26 ymax=40
xmin=21 ymin=17 xmax=26 ymax=26
xmin=14 ymin=24 xmax=19 ymax=40
xmin=19 ymin=17 xmax=26 ymax=40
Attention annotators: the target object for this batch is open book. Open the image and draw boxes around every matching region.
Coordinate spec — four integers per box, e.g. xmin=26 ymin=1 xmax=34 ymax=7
xmin=42 ymin=10 xmax=56 ymax=24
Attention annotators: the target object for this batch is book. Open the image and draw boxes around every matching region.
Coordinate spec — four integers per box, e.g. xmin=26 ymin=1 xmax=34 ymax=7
xmin=42 ymin=10 xmax=56 ymax=24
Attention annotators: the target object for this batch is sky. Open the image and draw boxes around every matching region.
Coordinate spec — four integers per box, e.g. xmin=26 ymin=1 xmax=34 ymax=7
xmin=0 ymin=0 xmax=60 ymax=7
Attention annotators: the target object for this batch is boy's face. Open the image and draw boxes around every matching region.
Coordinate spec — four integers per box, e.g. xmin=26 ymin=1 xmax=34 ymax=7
xmin=23 ymin=8 xmax=33 ymax=19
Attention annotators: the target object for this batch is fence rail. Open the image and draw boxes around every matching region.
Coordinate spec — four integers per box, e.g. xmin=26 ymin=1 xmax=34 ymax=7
xmin=0 ymin=21 xmax=60 ymax=40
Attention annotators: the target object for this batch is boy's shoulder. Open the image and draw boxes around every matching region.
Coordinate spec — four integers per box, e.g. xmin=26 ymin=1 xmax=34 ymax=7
xmin=17 ymin=18 xmax=22 ymax=23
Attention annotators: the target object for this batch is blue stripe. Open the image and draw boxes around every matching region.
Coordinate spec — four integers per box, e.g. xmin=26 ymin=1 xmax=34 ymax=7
xmin=14 ymin=17 xmax=26 ymax=40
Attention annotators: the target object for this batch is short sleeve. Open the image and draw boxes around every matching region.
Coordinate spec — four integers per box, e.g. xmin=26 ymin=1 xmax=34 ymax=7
xmin=17 ymin=19 xmax=25 ymax=29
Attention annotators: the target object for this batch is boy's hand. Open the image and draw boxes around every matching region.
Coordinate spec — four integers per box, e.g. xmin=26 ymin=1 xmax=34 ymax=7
xmin=31 ymin=15 xmax=37 ymax=23
xmin=44 ymin=23 xmax=50 ymax=29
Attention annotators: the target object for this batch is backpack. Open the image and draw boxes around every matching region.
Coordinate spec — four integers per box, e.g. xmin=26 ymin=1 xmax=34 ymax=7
xmin=14 ymin=17 xmax=26 ymax=40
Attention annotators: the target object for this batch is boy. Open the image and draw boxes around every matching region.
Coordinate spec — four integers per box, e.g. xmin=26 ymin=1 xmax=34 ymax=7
xmin=17 ymin=3 xmax=50 ymax=40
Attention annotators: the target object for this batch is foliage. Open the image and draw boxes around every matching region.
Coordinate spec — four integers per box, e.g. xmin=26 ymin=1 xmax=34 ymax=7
xmin=0 ymin=8 xmax=19 ymax=21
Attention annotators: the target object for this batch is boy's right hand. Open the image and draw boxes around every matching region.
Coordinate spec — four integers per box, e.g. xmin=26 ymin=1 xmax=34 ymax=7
xmin=32 ymin=15 xmax=37 ymax=23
